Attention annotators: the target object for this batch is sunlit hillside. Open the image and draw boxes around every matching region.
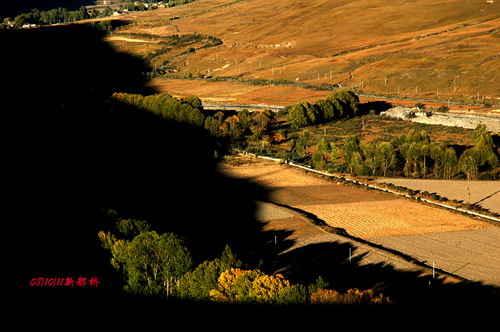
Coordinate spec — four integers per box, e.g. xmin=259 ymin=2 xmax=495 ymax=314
xmin=110 ymin=0 xmax=500 ymax=102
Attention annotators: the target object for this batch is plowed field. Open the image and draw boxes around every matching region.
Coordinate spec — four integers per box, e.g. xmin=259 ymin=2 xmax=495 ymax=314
xmin=220 ymin=155 xmax=500 ymax=285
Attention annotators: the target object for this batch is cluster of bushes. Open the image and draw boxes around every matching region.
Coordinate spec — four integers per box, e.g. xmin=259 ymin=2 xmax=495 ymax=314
xmin=112 ymin=92 xmax=206 ymax=127
xmin=291 ymin=125 xmax=499 ymax=180
xmin=286 ymin=89 xmax=359 ymax=128
xmin=204 ymin=109 xmax=286 ymax=152
xmin=98 ymin=214 xmax=391 ymax=305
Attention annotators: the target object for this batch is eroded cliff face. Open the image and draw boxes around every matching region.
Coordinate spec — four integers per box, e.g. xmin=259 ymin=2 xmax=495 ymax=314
xmin=381 ymin=107 xmax=500 ymax=132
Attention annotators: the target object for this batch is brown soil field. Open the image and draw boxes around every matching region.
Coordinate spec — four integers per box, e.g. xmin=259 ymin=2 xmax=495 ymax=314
xmin=374 ymin=178 xmax=500 ymax=214
xmin=220 ymin=155 xmax=500 ymax=285
xmin=148 ymin=78 xmax=500 ymax=115
xmin=221 ymin=157 xmax=490 ymax=239
xmin=255 ymin=201 xmax=446 ymax=279
xmin=148 ymin=78 xmax=330 ymax=106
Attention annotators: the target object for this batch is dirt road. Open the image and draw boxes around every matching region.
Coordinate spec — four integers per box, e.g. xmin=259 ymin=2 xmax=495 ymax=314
xmin=221 ymin=156 xmax=500 ymax=285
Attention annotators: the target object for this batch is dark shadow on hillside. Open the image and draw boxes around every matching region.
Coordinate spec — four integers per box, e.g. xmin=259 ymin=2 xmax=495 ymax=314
xmin=2 ymin=24 xmax=286 ymax=301
xmin=271 ymin=241 xmax=500 ymax=309
xmin=358 ymin=100 xmax=393 ymax=115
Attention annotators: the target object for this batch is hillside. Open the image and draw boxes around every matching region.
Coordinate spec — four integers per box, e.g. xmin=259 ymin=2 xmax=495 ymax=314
xmin=109 ymin=0 xmax=499 ymax=104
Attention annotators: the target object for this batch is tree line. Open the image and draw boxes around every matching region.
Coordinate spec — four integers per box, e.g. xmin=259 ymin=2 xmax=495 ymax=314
xmin=112 ymin=92 xmax=206 ymax=127
xmin=98 ymin=211 xmax=391 ymax=305
xmin=286 ymin=88 xmax=360 ymax=128
xmin=2 ymin=7 xmax=94 ymax=28
xmin=302 ymin=125 xmax=499 ymax=180
xmin=112 ymin=90 xmax=498 ymax=181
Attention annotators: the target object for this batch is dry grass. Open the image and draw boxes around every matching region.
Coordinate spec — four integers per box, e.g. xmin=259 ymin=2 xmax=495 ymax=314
xmin=110 ymin=0 xmax=500 ymax=99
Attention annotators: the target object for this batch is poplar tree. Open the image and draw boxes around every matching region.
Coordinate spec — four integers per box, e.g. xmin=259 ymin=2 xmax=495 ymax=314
xmin=375 ymin=142 xmax=395 ymax=177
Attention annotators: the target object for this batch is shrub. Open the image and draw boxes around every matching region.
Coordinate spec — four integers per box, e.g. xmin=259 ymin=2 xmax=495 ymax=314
xmin=209 ymin=268 xmax=308 ymax=305
xmin=310 ymin=288 xmax=391 ymax=305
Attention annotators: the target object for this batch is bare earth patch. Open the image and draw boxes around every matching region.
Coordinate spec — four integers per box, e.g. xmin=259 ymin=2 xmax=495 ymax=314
xmin=374 ymin=178 xmax=500 ymax=214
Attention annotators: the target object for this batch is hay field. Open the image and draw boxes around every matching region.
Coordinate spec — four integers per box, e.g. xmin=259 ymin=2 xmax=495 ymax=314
xmin=220 ymin=155 xmax=500 ymax=284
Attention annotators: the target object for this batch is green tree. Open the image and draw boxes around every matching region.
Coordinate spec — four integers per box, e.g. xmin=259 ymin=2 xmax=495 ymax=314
xmin=78 ymin=6 xmax=90 ymax=21
xmin=125 ymin=231 xmax=192 ymax=296
xmin=442 ymin=147 xmax=458 ymax=180
xmin=317 ymin=137 xmax=331 ymax=154
xmin=402 ymin=142 xmax=421 ymax=177
xmin=327 ymin=89 xmax=359 ymax=117
xmin=287 ymin=102 xmax=311 ymax=128
xmin=430 ymin=144 xmax=444 ymax=179
xmin=361 ymin=141 xmax=377 ymax=176
xmin=314 ymin=99 xmax=336 ymax=122
xmin=204 ymin=116 xmax=221 ymax=137
xmin=237 ymin=109 xmax=252 ymax=134
xmin=375 ymin=142 xmax=395 ymax=177
xmin=99 ymin=229 xmax=192 ymax=297
xmin=178 ymin=245 xmax=241 ymax=301
xmin=183 ymin=95 xmax=203 ymax=111
xmin=348 ymin=151 xmax=364 ymax=175
xmin=472 ymin=124 xmax=494 ymax=149
xmin=420 ymin=143 xmax=430 ymax=177
xmin=293 ymin=130 xmax=311 ymax=157
xmin=342 ymin=135 xmax=362 ymax=174
xmin=330 ymin=142 xmax=339 ymax=162
xmin=458 ymin=153 xmax=478 ymax=181
xmin=222 ymin=115 xmax=244 ymax=141
xmin=116 ymin=218 xmax=151 ymax=239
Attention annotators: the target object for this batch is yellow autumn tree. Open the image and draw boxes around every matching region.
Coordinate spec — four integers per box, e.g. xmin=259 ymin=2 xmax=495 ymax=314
xmin=209 ymin=268 xmax=304 ymax=304
xmin=248 ymin=274 xmax=291 ymax=302
xmin=310 ymin=288 xmax=392 ymax=305
xmin=209 ymin=268 xmax=263 ymax=303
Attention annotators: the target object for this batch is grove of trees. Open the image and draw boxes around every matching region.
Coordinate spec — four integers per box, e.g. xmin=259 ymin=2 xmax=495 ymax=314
xmin=98 ymin=211 xmax=391 ymax=304
xmin=304 ymin=125 xmax=499 ymax=180
xmin=4 ymin=7 xmax=91 ymax=28
xmin=112 ymin=92 xmax=206 ymax=127
xmin=286 ymin=88 xmax=359 ymax=128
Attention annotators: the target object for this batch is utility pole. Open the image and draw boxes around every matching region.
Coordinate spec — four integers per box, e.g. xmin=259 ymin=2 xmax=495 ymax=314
xmin=384 ymin=75 xmax=387 ymax=87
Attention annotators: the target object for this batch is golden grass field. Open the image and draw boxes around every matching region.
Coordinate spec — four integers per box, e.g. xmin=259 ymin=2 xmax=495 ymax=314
xmin=106 ymin=0 xmax=500 ymax=102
